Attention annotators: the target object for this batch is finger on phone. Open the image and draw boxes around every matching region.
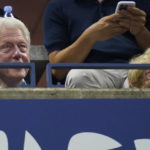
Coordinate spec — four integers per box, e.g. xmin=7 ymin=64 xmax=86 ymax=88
xmin=127 ymin=7 xmax=146 ymax=16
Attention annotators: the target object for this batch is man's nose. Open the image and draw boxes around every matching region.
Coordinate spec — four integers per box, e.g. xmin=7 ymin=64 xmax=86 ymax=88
xmin=12 ymin=46 xmax=22 ymax=58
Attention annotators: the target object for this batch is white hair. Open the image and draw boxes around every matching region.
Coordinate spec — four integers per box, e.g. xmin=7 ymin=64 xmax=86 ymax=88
xmin=0 ymin=17 xmax=30 ymax=46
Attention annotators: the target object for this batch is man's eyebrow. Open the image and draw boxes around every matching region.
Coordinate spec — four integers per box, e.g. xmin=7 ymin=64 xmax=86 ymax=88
xmin=18 ymin=42 xmax=26 ymax=44
xmin=0 ymin=42 xmax=12 ymax=45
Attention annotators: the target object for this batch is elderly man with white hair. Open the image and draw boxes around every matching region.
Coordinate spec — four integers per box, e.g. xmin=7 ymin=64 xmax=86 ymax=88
xmin=0 ymin=17 xmax=31 ymax=87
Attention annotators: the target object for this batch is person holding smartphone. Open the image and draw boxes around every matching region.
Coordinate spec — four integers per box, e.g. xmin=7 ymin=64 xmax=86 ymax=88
xmin=43 ymin=0 xmax=150 ymax=88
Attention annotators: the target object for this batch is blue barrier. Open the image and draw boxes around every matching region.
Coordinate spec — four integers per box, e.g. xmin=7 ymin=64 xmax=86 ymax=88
xmin=0 ymin=62 xmax=36 ymax=87
xmin=46 ymin=63 xmax=150 ymax=87
xmin=0 ymin=98 xmax=150 ymax=150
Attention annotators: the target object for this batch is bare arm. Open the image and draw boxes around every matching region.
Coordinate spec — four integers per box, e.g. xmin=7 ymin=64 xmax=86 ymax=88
xmin=50 ymin=13 xmax=127 ymax=80
xmin=49 ymin=32 xmax=95 ymax=80
xmin=135 ymin=27 xmax=150 ymax=50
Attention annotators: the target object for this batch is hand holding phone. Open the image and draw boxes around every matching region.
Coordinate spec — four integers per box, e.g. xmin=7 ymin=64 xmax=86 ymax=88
xmin=115 ymin=1 xmax=136 ymax=13
xmin=115 ymin=1 xmax=147 ymax=36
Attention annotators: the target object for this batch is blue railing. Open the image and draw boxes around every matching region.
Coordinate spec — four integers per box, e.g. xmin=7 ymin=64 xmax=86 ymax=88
xmin=0 ymin=62 xmax=36 ymax=87
xmin=46 ymin=63 xmax=150 ymax=87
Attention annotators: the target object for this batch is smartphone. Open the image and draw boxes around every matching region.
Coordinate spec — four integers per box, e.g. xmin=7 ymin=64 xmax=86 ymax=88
xmin=115 ymin=1 xmax=136 ymax=13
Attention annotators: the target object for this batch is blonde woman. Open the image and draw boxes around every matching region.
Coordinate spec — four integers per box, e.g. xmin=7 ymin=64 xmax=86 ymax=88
xmin=128 ymin=48 xmax=150 ymax=88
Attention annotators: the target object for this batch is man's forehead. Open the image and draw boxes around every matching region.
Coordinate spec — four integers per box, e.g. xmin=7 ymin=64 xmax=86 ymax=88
xmin=0 ymin=27 xmax=23 ymax=36
xmin=0 ymin=28 xmax=27 ymax=42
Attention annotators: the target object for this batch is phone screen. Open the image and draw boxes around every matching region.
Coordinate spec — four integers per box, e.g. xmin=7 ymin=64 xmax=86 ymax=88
xmin=115 ymin=1 xmax=136 ymax=13
xmin=119 ymin=4 xmax=128 ymax=10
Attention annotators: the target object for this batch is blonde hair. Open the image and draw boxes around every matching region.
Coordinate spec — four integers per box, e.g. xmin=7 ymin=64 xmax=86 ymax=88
xmin=128 ymin=48 xmax=150 ymax=88
xmin=0 ymin=17 xmax=30 ymax=46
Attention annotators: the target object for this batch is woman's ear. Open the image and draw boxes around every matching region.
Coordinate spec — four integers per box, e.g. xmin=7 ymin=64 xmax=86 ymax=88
xmin=129 ymin=82 xmax=134 ymax=88
xmin=129 ymin=80 xmax=141 ymax=88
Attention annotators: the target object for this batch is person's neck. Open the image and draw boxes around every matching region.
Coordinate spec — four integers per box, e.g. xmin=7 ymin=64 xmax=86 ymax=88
xmin=0 ymin=78 xmax=22 ymax=88
xmin=98 ymin=0 xmax=103 ymax=2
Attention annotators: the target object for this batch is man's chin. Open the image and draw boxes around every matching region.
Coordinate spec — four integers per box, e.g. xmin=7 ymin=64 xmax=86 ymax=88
xmin=1 ymin=73 xmax=26 ymax=81
xmin=0 ymin=69 xmax=27 ymax=79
